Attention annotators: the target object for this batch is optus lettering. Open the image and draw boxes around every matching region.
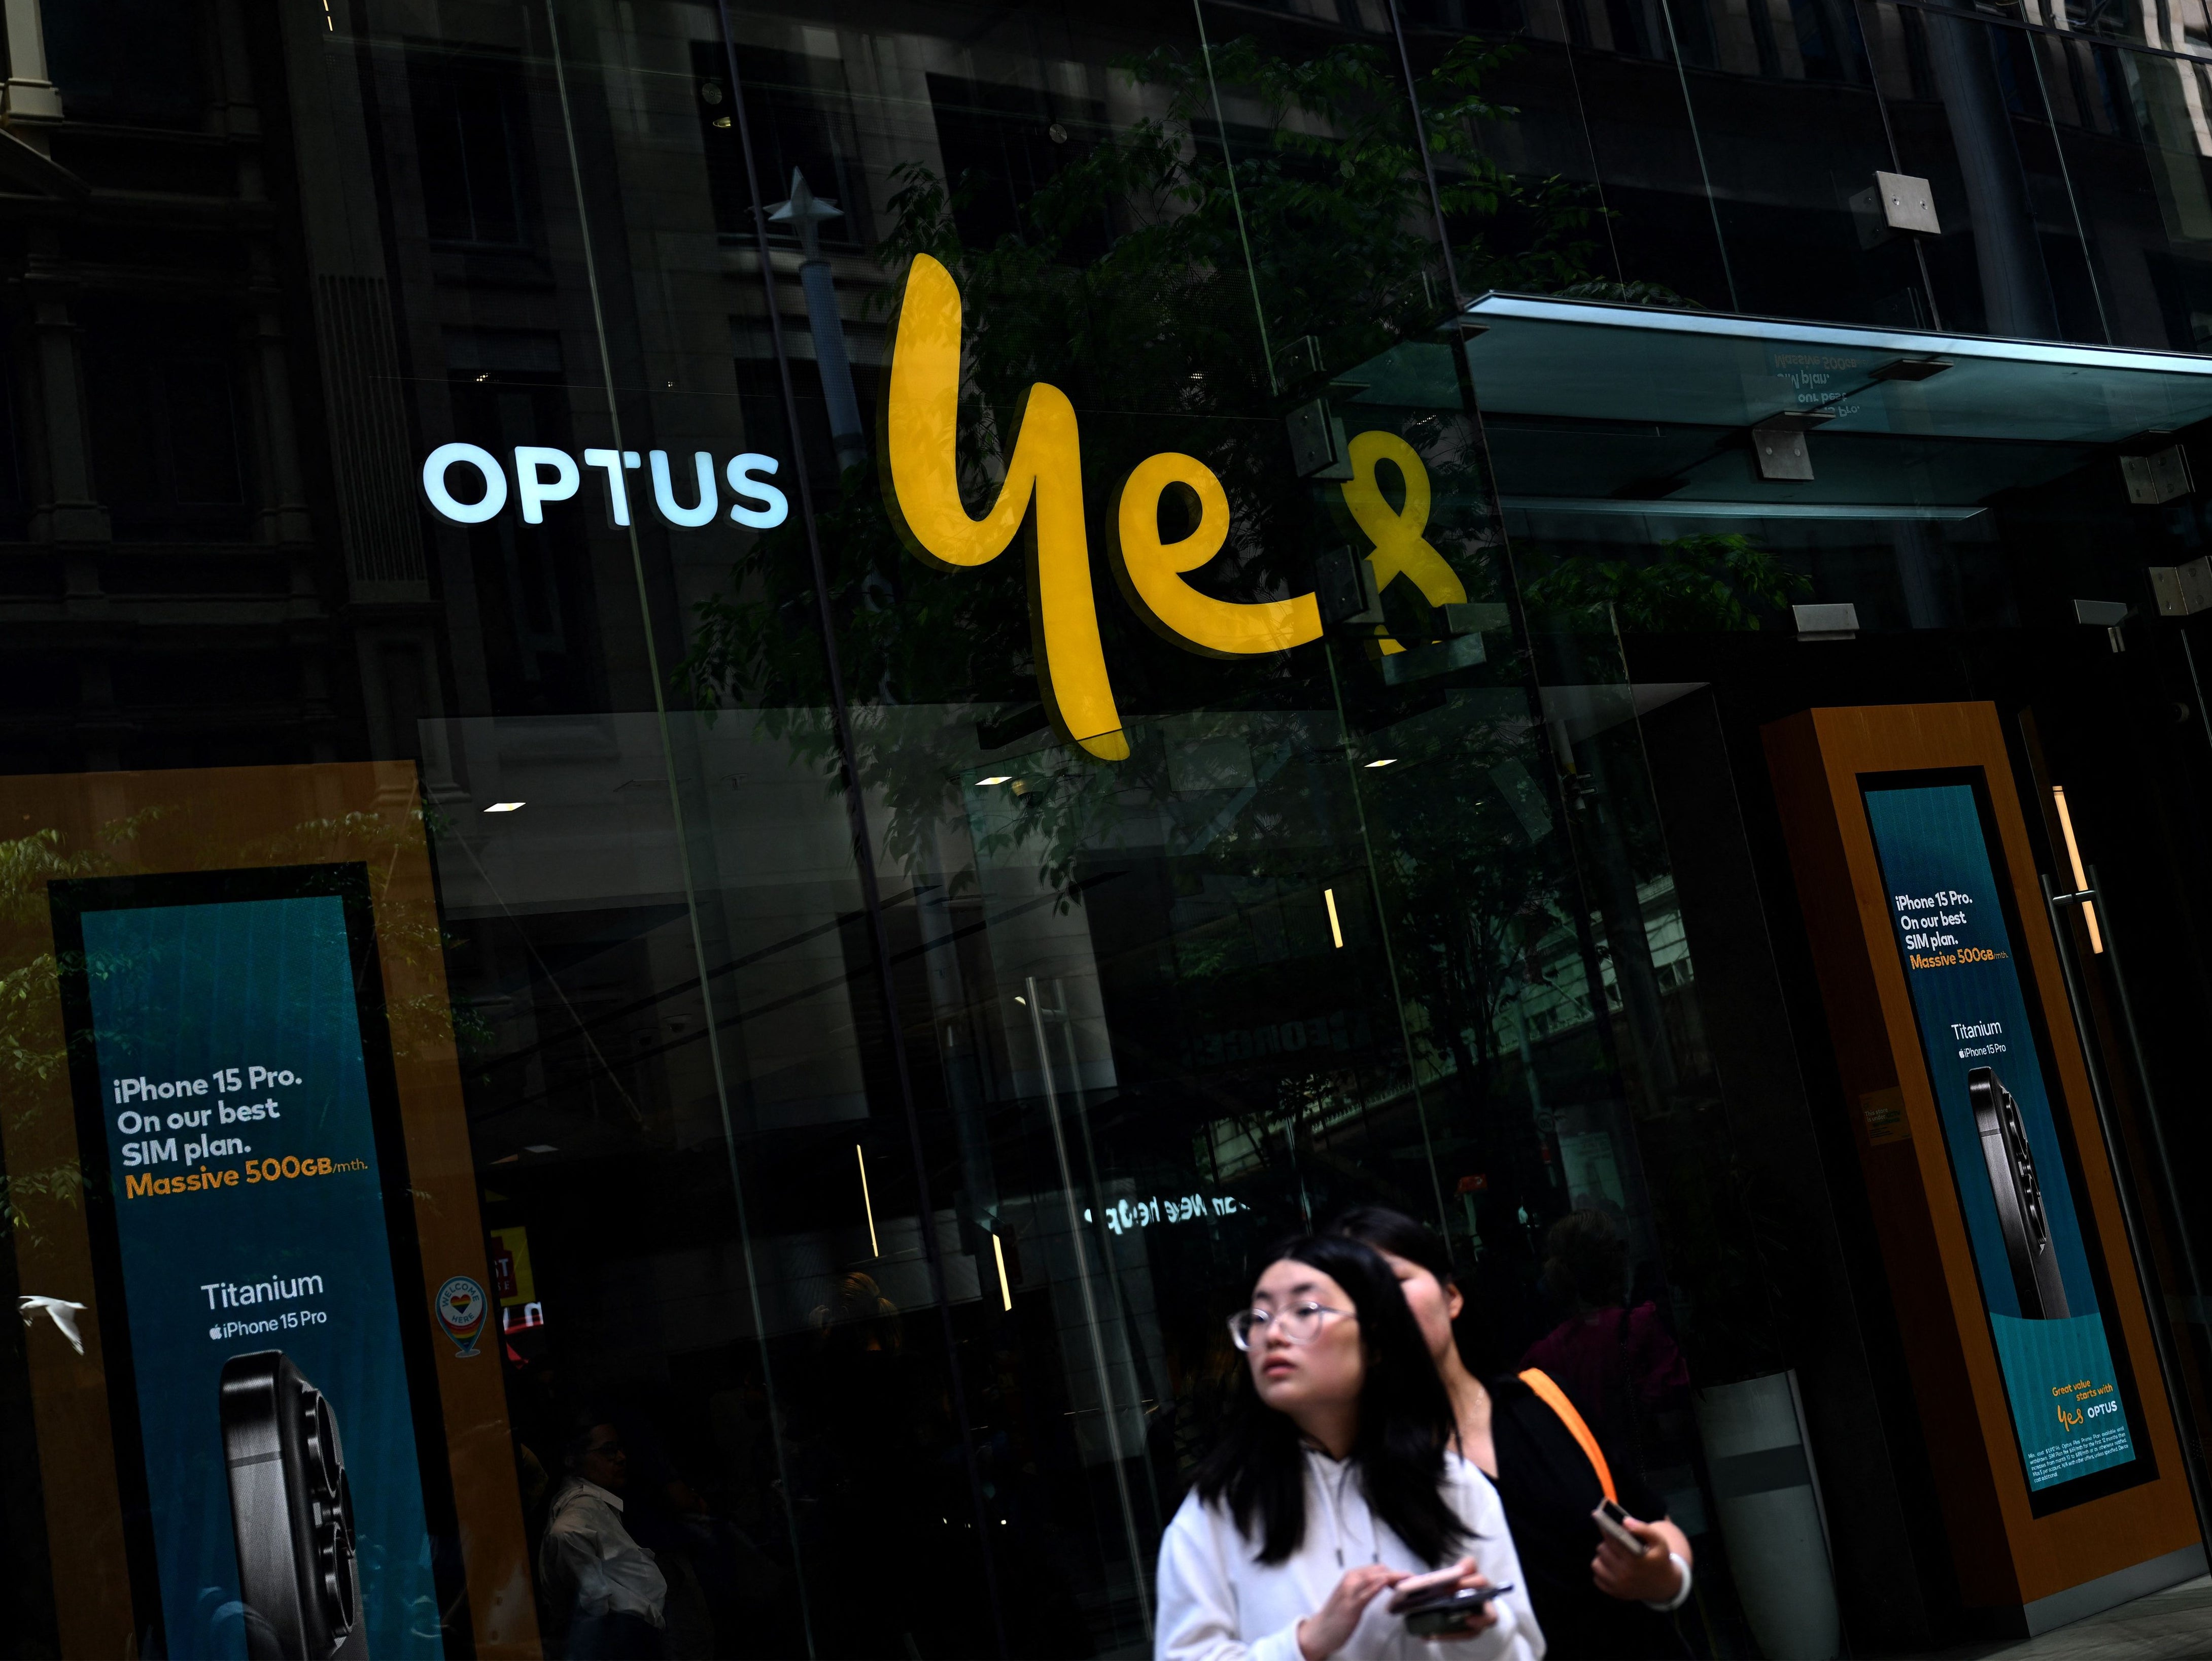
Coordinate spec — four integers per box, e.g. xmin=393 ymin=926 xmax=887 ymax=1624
xmin=422 ymin=445 xmax=790 ymax=531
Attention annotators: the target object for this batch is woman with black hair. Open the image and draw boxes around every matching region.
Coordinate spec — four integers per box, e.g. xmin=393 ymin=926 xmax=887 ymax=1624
xmin=1325 ymin=1208 xmax=1693 ymax=1661
xmin=1155 ymin=1234 xmax=1541 ymax=1661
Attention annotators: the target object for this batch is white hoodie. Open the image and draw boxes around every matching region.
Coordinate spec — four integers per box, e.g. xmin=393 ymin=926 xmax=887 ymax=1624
xmin=1156 ymin=1448 xmax=1542 ymax=1661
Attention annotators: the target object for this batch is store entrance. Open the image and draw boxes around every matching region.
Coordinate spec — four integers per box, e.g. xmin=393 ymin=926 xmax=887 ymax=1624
xmin=1459 ymin=295 xmax=2212 ymax=1642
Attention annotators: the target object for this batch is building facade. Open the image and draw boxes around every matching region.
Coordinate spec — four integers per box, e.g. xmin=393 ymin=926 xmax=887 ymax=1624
xmin=2 ymin=0 xmax=2211 ymax=1656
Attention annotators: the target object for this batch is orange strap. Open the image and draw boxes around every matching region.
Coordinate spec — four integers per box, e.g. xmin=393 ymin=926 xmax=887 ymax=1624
xmin=1518 ymin=1368 xmax=1615 ymax=1503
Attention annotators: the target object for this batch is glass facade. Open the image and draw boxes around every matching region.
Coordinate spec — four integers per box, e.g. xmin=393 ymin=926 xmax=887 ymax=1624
xmin=2 ymin=2 xmax=2211 ymax=1658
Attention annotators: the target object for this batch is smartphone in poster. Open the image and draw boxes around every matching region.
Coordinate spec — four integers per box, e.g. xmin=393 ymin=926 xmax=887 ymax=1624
xmin=52 ymin=870 xmax=446 ymax=1659
xmin=1861 ymin=783 xmax=2140 ymax=1499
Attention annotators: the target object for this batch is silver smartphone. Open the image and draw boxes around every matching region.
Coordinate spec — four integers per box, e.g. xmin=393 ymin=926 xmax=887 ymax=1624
xmin=1593 ymin=1497 xmax=1641 ymax=1551
xmin=221 ymin=1351 xmax=360 ymax=1659
xmin=1968 ymin=1066 xmax=2069 ymax=1321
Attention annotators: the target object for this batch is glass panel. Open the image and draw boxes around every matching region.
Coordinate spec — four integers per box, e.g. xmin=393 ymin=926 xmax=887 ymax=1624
xmin=1543 ymin=3 xmax=1742 ymax=306
xmin=424 ymin=708 xmax=964 ymax=1657
xmin=1397 ymin=3 xmax=1631 ymax=295
xmin=2031 ymin=27 xmax=2212 ymax=349
xmin=1863 ymin=2 xmax=2109 ymax=340
xmin=1665 ymin=0 xmax=1943 ymax=326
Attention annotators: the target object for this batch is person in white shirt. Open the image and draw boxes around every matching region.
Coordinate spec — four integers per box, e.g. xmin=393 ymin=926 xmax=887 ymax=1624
xmin=1156 ymin=1235 xmax=1543 ymax=1661
xmin=539 ymin=1419 xmax=669 ymax=1659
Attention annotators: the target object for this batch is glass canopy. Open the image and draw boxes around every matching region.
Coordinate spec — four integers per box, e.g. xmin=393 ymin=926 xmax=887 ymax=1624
xmin=1451 ymin=293 xmax=2212 ymax=521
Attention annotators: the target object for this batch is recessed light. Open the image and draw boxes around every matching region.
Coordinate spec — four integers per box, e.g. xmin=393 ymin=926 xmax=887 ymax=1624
xmin=978 ymin=775 xmax=1013 ymax=786
xmin=484 ymin=801 xmax=525 ymax=812
xmin=1364 ymin=759 xmax=1396 ymax=768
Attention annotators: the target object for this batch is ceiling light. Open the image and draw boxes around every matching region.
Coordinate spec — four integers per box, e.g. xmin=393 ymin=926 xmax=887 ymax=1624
xmin=978 ymin=775 xmax=1013 ymax=786
xmin=1364 ymin=758 xmax=1396 ymax=768
xmin=484 ymin=801 xmax=525 ymax=812
xmin=524 ymin=1143 xmax=558 ymax=1153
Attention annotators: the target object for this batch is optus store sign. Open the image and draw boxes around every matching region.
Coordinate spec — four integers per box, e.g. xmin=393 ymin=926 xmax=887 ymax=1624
xmin=418 ymin=252 xmax=1469 ymax=762
xmin=421 ymin=443 xmax=791 ymax=529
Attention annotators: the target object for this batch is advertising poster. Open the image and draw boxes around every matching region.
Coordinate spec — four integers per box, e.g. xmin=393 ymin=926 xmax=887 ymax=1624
xmin=55 ymin=872 xmax=444 ymax=1658
xmin=1861 ymin=783 xmax=2140 ymax=1497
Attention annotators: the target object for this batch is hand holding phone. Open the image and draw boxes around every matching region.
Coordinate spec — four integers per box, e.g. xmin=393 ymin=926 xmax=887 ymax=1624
xmin=1390 ymin=1561 xmax=1509 ymax=1639
xmin=1298 ymin=1564 xmax=1408 ymax=1661
xmin=1593 ymin=1498 xmax=1641 ymax=1551
xmin=1592 ymin=1500 xmax=1686 ymax=1605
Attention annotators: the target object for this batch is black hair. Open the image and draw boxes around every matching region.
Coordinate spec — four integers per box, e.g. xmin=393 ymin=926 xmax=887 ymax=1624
xmin=1190 ymin=1233 xmax=1466 ymax=1566
xmin=1326 ymin=1204 xmax=1511 ymax=1378
xmin=1327 ymin=1205 xmax=1454 ymax=1285
xmin=561 ymin=1415 xmax=619 ymax=1465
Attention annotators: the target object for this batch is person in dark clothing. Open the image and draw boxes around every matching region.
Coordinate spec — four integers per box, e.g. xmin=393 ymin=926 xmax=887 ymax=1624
xmin=1328 ymin=1208 xmax=1694 ymax=1661
xmin=1523 ymin=1209 xmax=1690 ymax=1456
xmin=1483 ymin=1374 xmax=1689 ymax=1660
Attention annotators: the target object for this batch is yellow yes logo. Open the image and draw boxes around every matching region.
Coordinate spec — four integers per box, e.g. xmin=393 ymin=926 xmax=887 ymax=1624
xmin=884 ymin=253 xmax=1455 ymax=760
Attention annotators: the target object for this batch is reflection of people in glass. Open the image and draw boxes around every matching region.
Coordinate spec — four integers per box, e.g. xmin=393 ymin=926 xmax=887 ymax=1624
xmin=809 ymin=1270 xmax=902 ymax=1354
xmin=538 ymin=1418 xmax=669 ymax=1659
xmin=1520 ymin=1211 xmax=1689 ymax=1449
xmin=1330 ymin=1208 xmax=1693 ymax=1661
xmin=1155 ymin=1235 xmax=1540 ymax=1661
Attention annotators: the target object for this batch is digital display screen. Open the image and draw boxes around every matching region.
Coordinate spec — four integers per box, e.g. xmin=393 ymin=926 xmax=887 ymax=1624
xmin=54 ymin=869 xmax=444 ymax=1659
xmin=1861 ymin=781 xmax=2142 ymax=1502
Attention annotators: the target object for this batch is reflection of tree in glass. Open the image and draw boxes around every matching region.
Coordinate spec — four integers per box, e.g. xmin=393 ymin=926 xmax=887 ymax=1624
xmin=683 ymin=38 xmax=1609 ymax=891
xmin=1526 ymin=533 xmax=1811 ymax=635
xmin=0 ymin=826 xmax=128 ymax=1242
xmin=1343 ymin=721 xmax=1586 ymax=1137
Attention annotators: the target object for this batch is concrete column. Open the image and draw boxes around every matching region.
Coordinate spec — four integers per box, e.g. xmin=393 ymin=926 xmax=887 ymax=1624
xmin=209 ymin=0 xmax=260 ymax=141
xmin=23 ymin=232 xmax=108 ymax=549
xmin=1 ymin=0 xmax=62 ymax=153
xmin=249 ymin=300 xmax=315 ymax=549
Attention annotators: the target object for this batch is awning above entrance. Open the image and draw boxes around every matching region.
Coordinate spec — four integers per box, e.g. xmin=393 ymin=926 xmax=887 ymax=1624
xmin=1446 ymin=294 xmax=2212 ymax=521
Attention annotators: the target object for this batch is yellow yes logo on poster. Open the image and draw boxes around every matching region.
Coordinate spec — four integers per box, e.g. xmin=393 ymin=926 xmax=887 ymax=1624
xmin=882 ymin=253 xmax=1461 ymax=760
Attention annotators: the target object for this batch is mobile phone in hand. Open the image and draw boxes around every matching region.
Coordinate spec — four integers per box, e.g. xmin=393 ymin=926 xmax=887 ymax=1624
xmin=1593 ymin=1498 xmax=1643 ymax=1551
xmin=1394 ymin=1583 xmax=1510 ymax=1638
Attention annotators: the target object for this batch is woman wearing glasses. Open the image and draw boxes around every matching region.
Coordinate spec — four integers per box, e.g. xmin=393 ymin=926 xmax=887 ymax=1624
xmin=1155 ymin=1235 xmax=1541 ymax=1661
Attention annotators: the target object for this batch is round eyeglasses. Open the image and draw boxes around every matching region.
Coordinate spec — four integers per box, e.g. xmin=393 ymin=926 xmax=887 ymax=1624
xmin=1228 ymin=1301 xmax=1354 ymax=1351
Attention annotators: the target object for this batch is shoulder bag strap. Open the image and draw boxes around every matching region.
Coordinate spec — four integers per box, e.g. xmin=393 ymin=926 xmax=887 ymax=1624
xmin=1517 ymin=1367 xmax=1616 ymax=1503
